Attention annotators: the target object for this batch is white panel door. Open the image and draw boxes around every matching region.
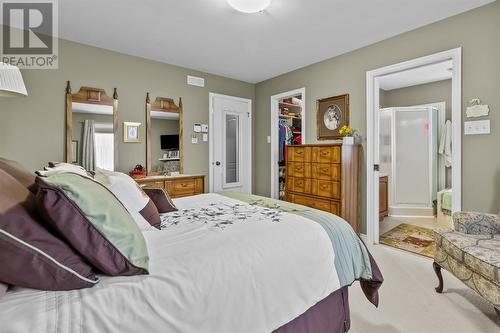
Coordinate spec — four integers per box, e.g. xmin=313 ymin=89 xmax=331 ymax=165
xmin=210 ymin=93 xmax=252 ymax=193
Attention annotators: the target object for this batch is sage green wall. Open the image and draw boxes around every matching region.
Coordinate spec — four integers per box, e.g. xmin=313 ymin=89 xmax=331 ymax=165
xmin=381 ymin=79 xmax=452 ymax=120
xmin=0 ymin=36 xmax=255 ymax=190
xmin=255 ymin=1 xmax=500 ymax=232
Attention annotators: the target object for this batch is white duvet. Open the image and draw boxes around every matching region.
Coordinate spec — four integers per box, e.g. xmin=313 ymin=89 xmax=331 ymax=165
xmin=0 ymin=194 xmax=340 ymax=333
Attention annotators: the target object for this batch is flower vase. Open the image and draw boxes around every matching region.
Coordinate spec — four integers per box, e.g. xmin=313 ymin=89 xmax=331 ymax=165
xmin=343 ymin=136 xmax=354 ymax=145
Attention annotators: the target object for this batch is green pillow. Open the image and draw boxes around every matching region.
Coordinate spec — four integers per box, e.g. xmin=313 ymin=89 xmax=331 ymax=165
xmin=36 ymin=173 xmax=149 ymax=276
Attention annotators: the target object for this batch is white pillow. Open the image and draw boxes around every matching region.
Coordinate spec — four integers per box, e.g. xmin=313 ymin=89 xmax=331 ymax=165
xmin=94 ymin=168 xmax=158 ymax=231
xmin=37 ymin=162 xmax=90 ymax=177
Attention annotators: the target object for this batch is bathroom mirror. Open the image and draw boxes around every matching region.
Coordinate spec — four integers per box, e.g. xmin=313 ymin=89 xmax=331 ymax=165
xmin=65 ymin=81 xmax=118 ymax=171
xmin=145 ymin=93 xmax=183 ymax=175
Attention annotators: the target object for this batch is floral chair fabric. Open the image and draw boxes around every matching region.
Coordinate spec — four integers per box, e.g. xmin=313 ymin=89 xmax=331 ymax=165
xmin=433 ymin=212 xmax=500 ymax=313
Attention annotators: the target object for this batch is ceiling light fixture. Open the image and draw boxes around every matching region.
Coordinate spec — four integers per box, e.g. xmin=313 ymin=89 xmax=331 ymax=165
xmin=227 ymin=0 xmax=272 ymax=14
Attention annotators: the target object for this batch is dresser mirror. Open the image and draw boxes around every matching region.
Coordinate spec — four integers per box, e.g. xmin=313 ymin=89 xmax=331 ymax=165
xmin=66 ymin=81 xmax=118 ymax=171
xmin=146 ymin=93 xmax=183 ymax=175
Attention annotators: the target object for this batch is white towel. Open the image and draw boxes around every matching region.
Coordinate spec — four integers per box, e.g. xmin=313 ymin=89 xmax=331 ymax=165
xmin=439 ymin=120 xmax=452 ymax=168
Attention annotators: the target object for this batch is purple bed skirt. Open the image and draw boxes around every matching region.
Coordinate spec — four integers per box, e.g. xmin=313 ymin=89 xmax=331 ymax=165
xmin=273 ymin=287 xmax=350 ymax=333
xmin=274 ymin=252 xmax=383 ymax=333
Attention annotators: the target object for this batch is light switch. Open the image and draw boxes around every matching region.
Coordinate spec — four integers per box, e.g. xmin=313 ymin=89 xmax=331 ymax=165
xmin=267 ymin=136 xmax=271 ymax=144
xmin=464 ymin=120 xmax=490 ymax=135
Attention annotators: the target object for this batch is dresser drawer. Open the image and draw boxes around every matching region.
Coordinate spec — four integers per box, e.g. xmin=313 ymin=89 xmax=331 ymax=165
xmin=165 ymin=179 xmax=196 ymax=196
xmin=311 ymin=163 xmax=340 ymax=181
xmin=288 ymin=146 xmax=311 ymax=162
xmin=312 ymin=146 xmax=341 ymax=163
xmin=287 ymin=162 xmax=311 ymax=178
xmin=286 ymin=177 xmax=311 ymax=194
xmin=288 ymin=193 xmax=331 ymax=212
xmin=312 ymin=180 xmax=341 ymax=199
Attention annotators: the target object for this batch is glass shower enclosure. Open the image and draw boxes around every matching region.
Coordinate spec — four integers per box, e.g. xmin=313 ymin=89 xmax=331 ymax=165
xmin=380 ymin=106 xmax=438 ymax=216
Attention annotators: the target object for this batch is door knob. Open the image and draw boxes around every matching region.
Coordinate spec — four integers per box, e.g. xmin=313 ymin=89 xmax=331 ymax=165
xmin=215 ymin=161 xmax=221 ymax=166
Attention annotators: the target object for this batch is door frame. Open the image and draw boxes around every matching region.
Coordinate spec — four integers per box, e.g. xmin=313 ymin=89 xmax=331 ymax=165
xmin=209 ymin=92 xmax=253 ymax=193
xmin=366 ymin=48 xmax=462 ymax=245
xmin=270 ymin=87 xmax=306 ymax=199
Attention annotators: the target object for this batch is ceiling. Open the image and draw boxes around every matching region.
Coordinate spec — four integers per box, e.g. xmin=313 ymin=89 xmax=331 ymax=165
xmin=59 ymin=0 xmax=494 ymax=83
xmin=379 ymin=60 xmax=453 ymax=91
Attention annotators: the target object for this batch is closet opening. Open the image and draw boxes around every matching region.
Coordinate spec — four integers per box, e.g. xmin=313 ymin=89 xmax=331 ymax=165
xmin=270 ymin=88 xmax=306 ymax=199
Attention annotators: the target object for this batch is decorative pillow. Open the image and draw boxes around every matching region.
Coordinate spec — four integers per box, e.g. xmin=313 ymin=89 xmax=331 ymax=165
xmin=35 ymin=173 xmax=149 ymax=276
xmin=143 ymin=187 xmax=178 ymax=215
xmin=0 ymin=157 xmax=37 ymax=193
xmin=36 ymin=162 xmax=91 ymax=178
xmin=94 ymin=168 xmax=161 ymax=230
xmin=0 ymin=170 xmax=98 ymax=290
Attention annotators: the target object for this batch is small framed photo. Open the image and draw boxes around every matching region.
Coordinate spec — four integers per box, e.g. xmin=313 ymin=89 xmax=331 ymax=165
xmin=317 ymin=94 xmax=349 ymax=140
xmin=71 ymin=140 xmax=79 ymax=164
xmin=124 ymin=122 xmax=141 ymax=143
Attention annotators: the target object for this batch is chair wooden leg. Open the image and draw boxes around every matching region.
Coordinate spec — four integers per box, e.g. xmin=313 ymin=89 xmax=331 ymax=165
xmin=433 ymin=262 xmax=444 ymax=293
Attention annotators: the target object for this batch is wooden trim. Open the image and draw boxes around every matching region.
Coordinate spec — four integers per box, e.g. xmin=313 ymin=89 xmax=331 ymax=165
xmin=145 ymin=94 xmax=183 ymax=175
xmin=65 ymin=81 xmax=119 ymax=169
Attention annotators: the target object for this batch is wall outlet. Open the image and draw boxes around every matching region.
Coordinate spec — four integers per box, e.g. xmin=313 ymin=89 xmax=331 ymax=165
xmin=464 ymin=120 xmax=490 ymax=135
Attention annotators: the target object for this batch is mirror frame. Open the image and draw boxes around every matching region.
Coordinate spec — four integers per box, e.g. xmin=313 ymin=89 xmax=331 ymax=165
xmin=65 ymin=81 xmax=119 ymax=169
xmin=145 ymin=93 xmax=183 ymax=175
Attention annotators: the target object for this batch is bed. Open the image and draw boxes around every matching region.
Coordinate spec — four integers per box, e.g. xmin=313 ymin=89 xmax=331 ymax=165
xmin=0 ymin=192 xmax=382 ymax=333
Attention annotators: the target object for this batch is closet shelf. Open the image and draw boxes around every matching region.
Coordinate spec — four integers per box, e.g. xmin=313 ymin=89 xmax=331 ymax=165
xmin=279 ymin=114 xmax=302 ymax=120
xmin=280 ymin=102 xmax=302 ymax=109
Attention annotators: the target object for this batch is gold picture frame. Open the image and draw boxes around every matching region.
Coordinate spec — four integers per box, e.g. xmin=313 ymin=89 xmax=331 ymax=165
xmin=317 ymin=94 xmax=350 ymax=140
xmin=123 ymin=122 xmax=141 ymax=143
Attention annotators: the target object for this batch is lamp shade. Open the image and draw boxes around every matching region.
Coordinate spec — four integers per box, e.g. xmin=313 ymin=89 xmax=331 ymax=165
xmin=0 ymin=62 xmax=28 ymax=97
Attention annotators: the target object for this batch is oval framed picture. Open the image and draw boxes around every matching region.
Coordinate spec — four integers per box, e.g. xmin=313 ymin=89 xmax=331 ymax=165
xmin=317 ymin=94 xmax=349 ymax=140
xmin=124 ymin=122 xmax=141 ymax=143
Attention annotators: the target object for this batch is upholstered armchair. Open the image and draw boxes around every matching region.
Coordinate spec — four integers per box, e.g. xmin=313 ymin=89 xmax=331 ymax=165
xmin=433 ymin=212 xmax=500 ymax=316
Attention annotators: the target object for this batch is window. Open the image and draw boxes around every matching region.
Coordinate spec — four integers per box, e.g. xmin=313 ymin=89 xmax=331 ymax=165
xmin=94 ymin=132 xmax=114 ymax=171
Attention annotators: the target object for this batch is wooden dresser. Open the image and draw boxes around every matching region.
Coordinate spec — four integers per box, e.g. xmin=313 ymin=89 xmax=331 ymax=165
xmin=136 ymin=175 xmax=205 ymax=198
xmin=285 ymin=144 xmax=361 ymax=233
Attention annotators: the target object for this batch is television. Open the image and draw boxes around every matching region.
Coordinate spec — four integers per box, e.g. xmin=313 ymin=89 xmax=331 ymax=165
xmin=160 ymin=135 xmax=179 ymax=150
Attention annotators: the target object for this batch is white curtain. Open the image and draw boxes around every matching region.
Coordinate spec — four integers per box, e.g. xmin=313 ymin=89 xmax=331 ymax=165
xmin=94 ymin=132 xmax=114 ymax=171
xmin=82 ymin=119 xmax=96 ymax=171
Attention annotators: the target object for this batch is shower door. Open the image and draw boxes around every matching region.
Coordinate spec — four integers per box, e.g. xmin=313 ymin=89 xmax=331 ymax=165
xmin=392 ymin=107 xmax=437 ymax=208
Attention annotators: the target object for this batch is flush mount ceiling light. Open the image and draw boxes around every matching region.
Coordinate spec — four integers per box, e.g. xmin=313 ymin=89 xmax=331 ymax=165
xmin=227 ymin=0 xmax=272 ymax=13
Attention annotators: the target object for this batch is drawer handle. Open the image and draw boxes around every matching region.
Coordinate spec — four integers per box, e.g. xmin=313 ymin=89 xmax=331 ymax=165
xmin=296 ymin=151 xmax=303 ymax=155
xmin=321 ymin=184 xmax=329 ymax=189
xmin=296 ymin=166 xmax=303 ymax=170
xmin=321 ymin=151 xmax=329 ymax=156
xmin=321 ymin=168 xmax=329 ymax=173
xmin=181 ymin=183 xmax=188 ymax=187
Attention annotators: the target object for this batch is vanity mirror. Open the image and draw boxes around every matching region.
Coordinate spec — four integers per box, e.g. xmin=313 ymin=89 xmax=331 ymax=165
xmin=146 ymin=93 xmax=183 ymax=175
xmin=65 ymin=81 xmax=118 ymax=171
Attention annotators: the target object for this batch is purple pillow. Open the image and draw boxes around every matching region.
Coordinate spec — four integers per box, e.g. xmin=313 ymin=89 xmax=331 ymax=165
xmin=0 ymin=170 xmax=98 ymax=290
xmin=0 ymin=157 xmax=37 ymax=193
xmin=143 ymin=187 xmax=178 ymax=216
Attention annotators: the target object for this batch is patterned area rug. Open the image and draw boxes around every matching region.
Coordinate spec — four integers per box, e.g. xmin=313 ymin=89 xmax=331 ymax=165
xmin=380 ymin=223 xmax=435 ymax=258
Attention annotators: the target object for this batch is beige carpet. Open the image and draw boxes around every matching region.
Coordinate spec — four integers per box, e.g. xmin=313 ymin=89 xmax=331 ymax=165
xmin=349 ymin=244 xmax=499 ymax=333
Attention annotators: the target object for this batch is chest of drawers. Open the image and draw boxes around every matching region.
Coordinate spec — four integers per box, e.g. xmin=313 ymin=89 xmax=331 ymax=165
xmin=285 ymin=144 xmax=360 ymax=233
xmin=136 ymin=175 xmax=205 ymax=198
